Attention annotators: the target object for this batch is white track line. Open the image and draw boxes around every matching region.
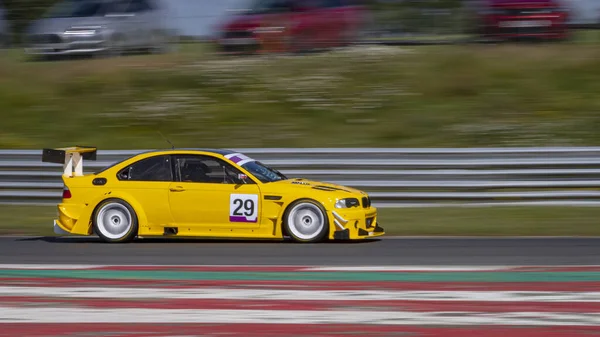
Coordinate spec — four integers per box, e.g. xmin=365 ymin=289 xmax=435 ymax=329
xmin=0 ymin=264 xmax=108 ymax=270
xmin=1 ymin=307 xmax=600 ymax=326
xmin=1 ymin=287 xmax=600 ymax=302
xmin=0 ymin=264 xmax=598 ymax=271
xmin=303 ymin=266 xmax=517 ymax=271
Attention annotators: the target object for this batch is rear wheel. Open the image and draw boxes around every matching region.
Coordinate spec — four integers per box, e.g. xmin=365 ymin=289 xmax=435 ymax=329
xmin=284 ymin=199 xmax=329 ymax=243
xmin=93 ymin=199 xmax=138 ymax=243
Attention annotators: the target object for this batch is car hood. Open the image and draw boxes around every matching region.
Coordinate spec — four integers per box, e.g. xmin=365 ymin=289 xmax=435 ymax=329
xmin=267 ymin=179 xmax=368 ymax=197
xmin=28 ymin=17 xmax=109 ymax=35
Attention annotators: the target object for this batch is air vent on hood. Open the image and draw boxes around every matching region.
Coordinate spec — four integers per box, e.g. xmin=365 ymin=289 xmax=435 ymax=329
xmin=313 ymin=185 xmax=352 ymax=193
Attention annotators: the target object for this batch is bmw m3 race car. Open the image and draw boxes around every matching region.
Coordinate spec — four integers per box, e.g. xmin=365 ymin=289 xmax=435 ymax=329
xmin=44 ymin=147 xmax=384 ymax=243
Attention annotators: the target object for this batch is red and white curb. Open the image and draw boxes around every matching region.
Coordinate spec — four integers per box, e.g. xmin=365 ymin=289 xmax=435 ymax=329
xmin=2 ymin=264 xmax=600 ymax=336
xmin=3 ymin=307 xmax=600 ymax=326
xmin=2 ymin=287 xmax=600 ymax=302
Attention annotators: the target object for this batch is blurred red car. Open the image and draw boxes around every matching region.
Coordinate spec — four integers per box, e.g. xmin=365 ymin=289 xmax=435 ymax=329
xmin=216 ymin=0 xmax=366 ymax=53
xmin=480 ymin=0 xmax=569 ymax=40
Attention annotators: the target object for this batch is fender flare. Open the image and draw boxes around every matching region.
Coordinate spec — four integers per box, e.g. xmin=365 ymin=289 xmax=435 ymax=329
xmin=279 ymin=197 xmax=334 ymax=239
xmin=70 ymin=191 xmax=148 ymax=235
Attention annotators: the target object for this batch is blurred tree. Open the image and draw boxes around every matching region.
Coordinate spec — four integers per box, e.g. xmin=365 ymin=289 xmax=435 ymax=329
xmin=2 ymin=0 xmax=59 ymax=44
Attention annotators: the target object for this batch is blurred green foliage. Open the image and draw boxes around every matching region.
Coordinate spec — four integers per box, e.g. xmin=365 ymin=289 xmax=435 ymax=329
xmin=1 ymin=33 xmax=600 ymax=150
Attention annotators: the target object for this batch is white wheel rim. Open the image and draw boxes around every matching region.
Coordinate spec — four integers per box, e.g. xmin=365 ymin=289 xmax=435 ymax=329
xmin=96 ymin=203 xmax=133 ymax=240
xmin=287 ymin=203 xmax=325 ymax=241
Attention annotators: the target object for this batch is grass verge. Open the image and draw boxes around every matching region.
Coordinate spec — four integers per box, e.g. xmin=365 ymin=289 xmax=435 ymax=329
xmin=2 ymin=205 xmax=600 ymax=237
xmin=1 ymin=34 xmax=600 ymax=149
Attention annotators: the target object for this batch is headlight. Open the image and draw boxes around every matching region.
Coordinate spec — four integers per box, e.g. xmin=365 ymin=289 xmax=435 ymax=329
xmin=335 ymin=198 xmax=360 ymax=209
xmin=64 ymin=27 xmax=101 ymax=36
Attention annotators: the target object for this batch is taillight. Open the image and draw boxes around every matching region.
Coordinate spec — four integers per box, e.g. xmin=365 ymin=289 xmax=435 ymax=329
xmin=62 ymin=187 xmax=72 ymax=199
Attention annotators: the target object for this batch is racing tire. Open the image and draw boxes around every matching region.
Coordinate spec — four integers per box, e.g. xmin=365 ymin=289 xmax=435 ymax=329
xmin=283 ymin=199 xmax=329 ymax=243
xmin=93 ymin=198 xmax=138 ymax=243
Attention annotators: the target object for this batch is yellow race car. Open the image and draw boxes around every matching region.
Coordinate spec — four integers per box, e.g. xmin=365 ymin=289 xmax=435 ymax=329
xmin=44 ymin=146 xmax=384 ymax=243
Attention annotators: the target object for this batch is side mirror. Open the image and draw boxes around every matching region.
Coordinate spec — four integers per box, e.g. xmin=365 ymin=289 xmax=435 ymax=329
xmin=238 ymin=173 xmax=248 ymax=182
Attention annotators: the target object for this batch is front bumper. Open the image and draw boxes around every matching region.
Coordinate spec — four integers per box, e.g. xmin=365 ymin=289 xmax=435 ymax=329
xmin=25 ymin=40 xmax=108 ymax=56
xmin=330 ymin=207 xmax=384 ymax=240
xmin=333 ymin=223 xmax=384 ymax=240
xmin=482 ymin=15 xmax=568 ymax=39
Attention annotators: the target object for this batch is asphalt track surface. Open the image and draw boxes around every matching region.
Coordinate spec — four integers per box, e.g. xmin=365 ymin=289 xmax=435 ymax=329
xmin=1 ymin=236 xmax=600 ymax=265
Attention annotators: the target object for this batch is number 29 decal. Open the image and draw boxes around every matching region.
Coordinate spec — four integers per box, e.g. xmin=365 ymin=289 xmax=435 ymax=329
xmin=230 ymin=194 xmax=259 ymax=223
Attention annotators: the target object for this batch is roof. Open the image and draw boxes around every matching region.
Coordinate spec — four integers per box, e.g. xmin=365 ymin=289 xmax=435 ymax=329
xmin=176 ymin=148 xmax=238 ymax=155
xmin=141 ymin=148 xmax=239 ymax=156
xmin=93 ymin=148 xmax=241 ymax=175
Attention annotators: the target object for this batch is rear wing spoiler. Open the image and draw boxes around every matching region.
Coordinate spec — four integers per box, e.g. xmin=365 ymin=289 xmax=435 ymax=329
xmin=42 ymin=146 xmax=97 ymax=177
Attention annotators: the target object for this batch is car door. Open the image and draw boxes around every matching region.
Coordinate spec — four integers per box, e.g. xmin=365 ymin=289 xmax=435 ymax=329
xmin=320 ymin=0 xmax=345 ymax=46
xmin=115 ymin=154 xmax=175 ymax=228
xmin=104 ymin=0 xmax=134 ymax=50
xmin=127 ymin=0 xmax=156 ymax=47
xmin=168 ymin=154 xmax=262 ymax=230
xmin=123 ymin=0 xmax=146 ymax=48
xmin=296 ymin=0 xmax=333 ymax=48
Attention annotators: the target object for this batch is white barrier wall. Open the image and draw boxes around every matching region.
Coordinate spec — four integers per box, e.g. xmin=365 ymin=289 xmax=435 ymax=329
xmin=3 ymin=147 xmax=600 ymax=207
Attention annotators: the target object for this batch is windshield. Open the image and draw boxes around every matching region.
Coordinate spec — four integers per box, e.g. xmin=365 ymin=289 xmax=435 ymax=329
xmin=242 ymin=160 xmax=287 ymax=183
xmin=44 ymin=0 xmax=106 ymax=18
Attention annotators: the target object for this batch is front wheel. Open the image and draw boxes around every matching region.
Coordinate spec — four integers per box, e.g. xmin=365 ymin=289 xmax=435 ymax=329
xmin=93 ymin=199 xmax=138 ymax=243
xmin=284 ymin=199 xmax=329 ymax=243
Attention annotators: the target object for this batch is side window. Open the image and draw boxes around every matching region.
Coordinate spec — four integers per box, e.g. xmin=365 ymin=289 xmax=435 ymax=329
xmin=268 ymin=0 xmax=293 ymax=13
xmin=175 ymin=155 xmax=252 ymax=184
xmin=295 ymin=0 xmax=320 ymax=10
xmin=127 ymin=0 xmax=151 ymax=13
xmin=323 ymin=0 xmax=343 ymax=8
xmin=72 ymin=1 xmax=105 ymax=17
xmin=117 ymin=155 xmax=173 ymax=181
xmin=143 ymin=0 xmax=154 ymax=11
xmin=105 ymin=0 xmax=129 ymax=14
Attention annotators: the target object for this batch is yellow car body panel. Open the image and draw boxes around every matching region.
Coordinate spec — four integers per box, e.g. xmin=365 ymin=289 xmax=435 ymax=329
xmin=168 ymin=182 xmax=262 ymax=230
xmin=51 ymin=149 xmax=385 ymax=242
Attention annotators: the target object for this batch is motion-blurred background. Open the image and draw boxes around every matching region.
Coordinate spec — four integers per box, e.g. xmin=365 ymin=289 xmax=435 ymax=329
xmin=2 ymin=0 xmax=600 ymax=228
xmin=0 ymin=0 xmax=599 ymax=150
xmin=3 ymin=0 xmax=600 ymax=49
xmin=2 ymin=4 xmax=600 ymax=335
xmin=0 ymin=0 xmax=598 ymax=149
